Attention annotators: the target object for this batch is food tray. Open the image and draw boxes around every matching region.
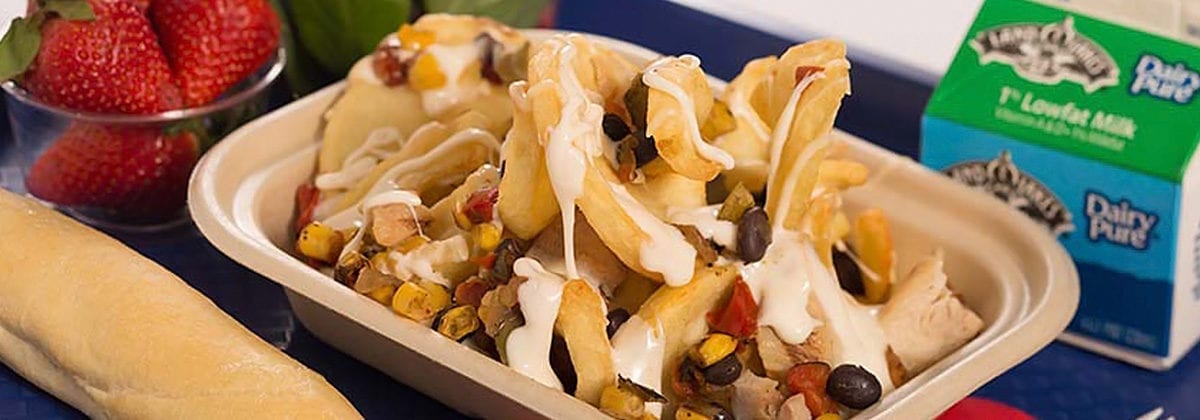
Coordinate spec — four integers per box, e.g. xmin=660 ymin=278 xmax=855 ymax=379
xmin=189 ymin=29 xmax=1079 ymax=419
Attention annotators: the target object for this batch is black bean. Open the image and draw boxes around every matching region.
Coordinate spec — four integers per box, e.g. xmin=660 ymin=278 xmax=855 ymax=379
xmin=632 ymin=131 xmax=658 ymax=167
xmin=606 ymin=308 xmax=631 ymax=338
xmin=737 ymin=206 xmax=771 ymax=263
xmin=702 ymin=353 xmax=742 ymax=386
xmin=826 ymin=364 xmax=882 ymax=410
xmin=624 ymin=74 xmax=649 ymax=129
xmin=490 ymin=238 xmax=523 ymax=283
xmin=833 ymin=248 xmax=865 ymax=296
xmin=549 ymin=334 xmax=577 ymax=394
xmin=602 ymin=113 xmax=631 ymax=142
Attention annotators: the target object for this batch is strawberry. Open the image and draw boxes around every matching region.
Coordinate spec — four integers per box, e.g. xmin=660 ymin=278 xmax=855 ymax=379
xmin=25 ymin=122 xmax=199 ymax=220
xmin=150 ymin=0 xmax=280 ymax=106
xmin=1 ymin=0 xmax=182 ymax=114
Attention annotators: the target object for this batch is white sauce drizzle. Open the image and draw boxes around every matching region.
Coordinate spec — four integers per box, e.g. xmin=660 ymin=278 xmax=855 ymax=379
xmin=667 ymin=204 xmax=736 ymax=250
xmin=723 ymin=85 xmax=771 ymax=142
xmin=609 ymin=182 xmax=696 ymax=286
xmin=610 ymin=315 xmax=666 ymax=416
xmin=420 ymin=43 xmax=489 ymax=117
xmin=505 ymin=258 xmax=567 ymax=391
xmin=543 ymin=39 xmax=605 ymax=280
xmin=799 ymin=241 xmax=894 ymax=392
xmin=316 ymin=127 xmax=406 ymax=191
xmin=737 ymin=230 xmax=821 ymax=343
xmin=766 ymin=69 xmax=828 ymax=231
xmin=642 ymin=55 xmax=735 ymax=170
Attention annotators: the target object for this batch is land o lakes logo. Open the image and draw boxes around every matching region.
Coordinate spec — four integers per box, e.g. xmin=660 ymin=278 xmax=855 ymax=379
xmin=945 ymin=151 xmax=1074 ymax=237
xmin=970 ymin=16 xmax=1119 ymax=93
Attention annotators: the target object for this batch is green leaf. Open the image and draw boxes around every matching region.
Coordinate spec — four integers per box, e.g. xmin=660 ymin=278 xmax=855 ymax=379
xmin=289 ymin=0 xmax=412 ymax=77
xmin=423 ymin=0 xmax=551 ymax=28
xmin=39 ymin=0 xmax=95 ymax=21
xmin=0 ymin=17 xmax=43 ymax=81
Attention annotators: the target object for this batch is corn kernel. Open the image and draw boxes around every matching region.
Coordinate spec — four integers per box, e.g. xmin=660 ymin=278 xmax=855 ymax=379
xmin=409 ymin=53 xmax=447 ymax=91
xmin=397 ymin=235 xmax=429 ymax=254
xmin=369 ymin=252 xmax=392 ymax=270
xmin=436 ymin=305 xmax=481 ymax=341
xmin=692 ymin=333 xmax=737 ymax=367
xmin=298 ymin=222 xmax=345 ymax=263
xmin=397 ymin=24 xmax=435 ymax=50
xmin=367 ymin=284 xmax=397 ymax=305
xmin=674 ymin=406 xmax=705 ymax=420
xmin=599 ymin=384 xmax=644 ymax=420
xmin=816 ymin=414 xmax=842 ymax=420
xmin=472 ymin=223 xmax=502 ymax=252
xmin=420 ymin=280 xmax=452 ymax=313
xmin=392 ymin=282 xmax=437 ymax=321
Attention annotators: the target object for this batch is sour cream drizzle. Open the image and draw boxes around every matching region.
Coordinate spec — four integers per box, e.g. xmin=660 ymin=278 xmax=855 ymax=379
xmin=316 ymin=127 xmax=406 ymax=191
xmin=609 ymin=183 xmax=696 ymax=286
xmin=642 ymin=55 xmax=736 ymax=170
xmin=505 ymin=258 xmax=567 ymax=390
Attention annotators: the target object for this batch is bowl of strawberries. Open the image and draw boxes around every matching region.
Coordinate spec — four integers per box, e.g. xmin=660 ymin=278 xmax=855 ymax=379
xmin=0 ymin=0 xmax=283 ymax=230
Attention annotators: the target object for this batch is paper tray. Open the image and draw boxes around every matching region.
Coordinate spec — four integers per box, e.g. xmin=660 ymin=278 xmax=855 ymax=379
xmin=189 ymin=29 xmax=1079 ymax=419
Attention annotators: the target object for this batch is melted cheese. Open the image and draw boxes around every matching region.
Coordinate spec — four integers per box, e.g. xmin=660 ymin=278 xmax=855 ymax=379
xmin=504 ymin=258 xmax=567 ymax=390
xmin=642 ymin=55 xmax=735 ymax=170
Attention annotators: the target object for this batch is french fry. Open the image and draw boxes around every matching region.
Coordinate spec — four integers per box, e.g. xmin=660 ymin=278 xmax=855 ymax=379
xmin=318 ymin=59 xmax=430 ymax=174
xmin=817 ymin=159 xmax=869 ymax=191
xmin=634 ymin=266 xmax=738 ymax=398
xmin=851 ymin=209 xmax=895 ymax=304
xmin=555 ymin=280 xmax=617 ymax=405
xmin=714 ymin=57 xmax=777 ymax=194
xmin=497 ymin=82 xmax=559 ymax=239
xmin=523 ymin=35 xmax=698 ymax=285
xmin=803 ymin=192 xmax=840 ymax=268
xmin=625 ymin=163 xmax=706 ymax=220
xmin=642 ymin=56 xmax=731 ymax=181
xmin=763 ymin=40 xmax=852 ymax=231
xmin=323 ymin=122 xmax=454 ymax=215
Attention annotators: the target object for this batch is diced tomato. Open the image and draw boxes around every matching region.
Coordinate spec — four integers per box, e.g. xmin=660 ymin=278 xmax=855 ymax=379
xmin=707 ymin=277 xmax=759 ymax=338
xmin=463 ymin=186 xmax=499 ymax=224
xmin=475 ymin=253 xmax=498 ymax=270
xmin=454 ymin=278 xmax=491 ymax=308
xmin=786 ymin=362 xmax=835 ymax=415
xmin=294 ymin=183 xmax=320 ymax=236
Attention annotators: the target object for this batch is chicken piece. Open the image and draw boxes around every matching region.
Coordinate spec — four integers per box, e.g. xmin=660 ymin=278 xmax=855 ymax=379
xmin=777 ymin=394 xmax=813 ymax=420
xmin=756 ymin=326 xmax=832 ymax=380
xmin=731 ymin=371 xmax=784 ymax=420
xmin=525 ymin=211 xmax=628 ymax=296
xmin=371 ymin=203 xmax=431 ymax=247
xmin=878 ymin=252 xmax=983 ymax=374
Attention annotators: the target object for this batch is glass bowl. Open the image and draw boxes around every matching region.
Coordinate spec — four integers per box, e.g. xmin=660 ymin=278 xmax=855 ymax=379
xmin=3 ymin=48 xmax=285 ymax=232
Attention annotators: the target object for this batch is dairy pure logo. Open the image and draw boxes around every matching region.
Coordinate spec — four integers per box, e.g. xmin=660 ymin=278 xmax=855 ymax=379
xmin=970 ymin=16 xmax=1119 ymax=93
xmin=1129 ymin=54 xmax=1200 ymax=104
xmin=945 ymin=151 xmax=1074 ymax=237
xmin=1085 ymin=191 xmax=1157 ymax=250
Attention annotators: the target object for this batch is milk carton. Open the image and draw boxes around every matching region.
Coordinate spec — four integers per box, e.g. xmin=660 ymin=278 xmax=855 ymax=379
xmin=921 ymin=0 xmax=1200 ymax=370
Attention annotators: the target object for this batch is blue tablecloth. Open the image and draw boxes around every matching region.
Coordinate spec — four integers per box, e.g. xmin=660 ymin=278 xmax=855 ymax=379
xmin=0 ymin=3 xmax=1198 ymax=418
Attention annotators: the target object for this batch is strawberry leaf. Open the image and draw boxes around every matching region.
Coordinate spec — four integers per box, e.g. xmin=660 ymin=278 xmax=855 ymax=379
xmin=38 ymin=0 xmax=96 ymax=21
xmin=0 ymin=16 xmax=43 ymax=81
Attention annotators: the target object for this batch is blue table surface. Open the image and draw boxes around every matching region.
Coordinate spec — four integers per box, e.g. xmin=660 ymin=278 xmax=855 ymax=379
xmin=0 ymin=3 xmax=1198 ymax=419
